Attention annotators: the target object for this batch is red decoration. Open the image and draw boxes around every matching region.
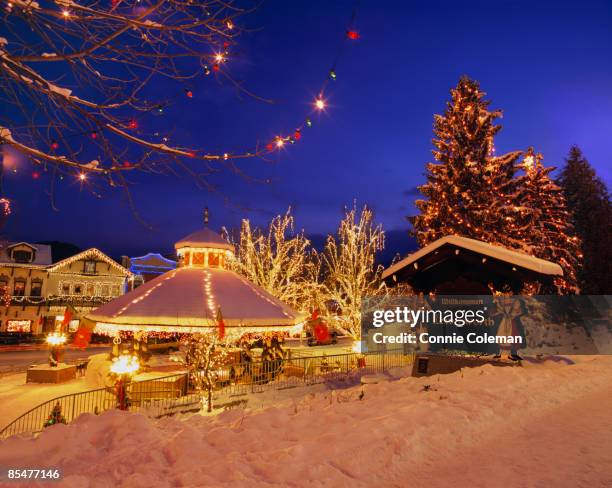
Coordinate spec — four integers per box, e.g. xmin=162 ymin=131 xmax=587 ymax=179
xmin=91 ymin=132 xmax=97 ymax=139
xmin=293 ymin=130 xmax=301 ymax=140
xmin=185 ymin=90 xmax=193 ymax=98
xmin=72 ymin=326 xmax=92 ymax=349
xmin=123 ymin=161 xmax=131 ymax=168
xmin=223 ymin=41 xmax=230 ymax=49
xmin=61 ymin=306 xmax=74 ymax=329
xmin=212 ymin=64 xmax=220 ymax=72
xmin=32 ymin=171 xmax=40 ymax=179
xmin=346 ymin=30 xmax=360 ymax=40
xmin=128 ymin=120 xmax=138 ymax=129
xmin=216 ymin=307 xmax=225 ymax=340
xmin=266 ymin=143 xmax=274 ymax=151
xmin=50 ymin=141 xmax=59 ymax=150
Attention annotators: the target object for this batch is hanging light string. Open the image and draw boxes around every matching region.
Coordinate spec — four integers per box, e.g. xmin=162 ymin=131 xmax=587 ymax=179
xmin=9 ymin=1 xmax=362 ymax=183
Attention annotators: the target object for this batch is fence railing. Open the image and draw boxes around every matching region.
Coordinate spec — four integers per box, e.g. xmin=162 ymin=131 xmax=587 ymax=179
xmin=0 ymin=351 xmax=414 ymax=439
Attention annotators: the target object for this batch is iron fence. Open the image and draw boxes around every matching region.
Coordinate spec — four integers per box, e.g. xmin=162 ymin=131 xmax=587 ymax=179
xmin=0 ymin=351 xmax=414 ymax=439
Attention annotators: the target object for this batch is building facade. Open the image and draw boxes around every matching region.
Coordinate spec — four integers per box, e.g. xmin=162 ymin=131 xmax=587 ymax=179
xmin=0 ymin=243 xmax=132 ymax=335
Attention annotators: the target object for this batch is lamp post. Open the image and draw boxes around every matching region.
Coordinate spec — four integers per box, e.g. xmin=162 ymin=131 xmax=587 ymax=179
xmin=109 ymin=354 xmax=140 ymax=410
xmin=46 ymin=332 xmax=67 ymax=367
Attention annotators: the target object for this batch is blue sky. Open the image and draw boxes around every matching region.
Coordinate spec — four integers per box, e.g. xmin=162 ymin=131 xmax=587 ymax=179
xmin=3 ymin=0 xmax=611 ymax=257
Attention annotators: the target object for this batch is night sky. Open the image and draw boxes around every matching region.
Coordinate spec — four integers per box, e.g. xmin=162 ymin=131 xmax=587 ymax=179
xmin=3 ymin=0 xmax=611 ymax=259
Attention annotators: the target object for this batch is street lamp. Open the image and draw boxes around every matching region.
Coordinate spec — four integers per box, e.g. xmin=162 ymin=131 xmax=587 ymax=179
xmin=46 ymin=332 xmax=67 ymax=367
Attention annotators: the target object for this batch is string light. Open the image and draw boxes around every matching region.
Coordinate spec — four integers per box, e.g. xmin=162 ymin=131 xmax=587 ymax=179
xmin=214 ymin=52 xmax=225 ymax=63
xmin=314 ymin=97 xmax=326 ymax=111
xmin=78 ymin=173 xmax=86 ymax=181
xmin=275 ymin=138 xmax=285 ymax=148
xmin=62 ymin=9 xmax=70 ymax=18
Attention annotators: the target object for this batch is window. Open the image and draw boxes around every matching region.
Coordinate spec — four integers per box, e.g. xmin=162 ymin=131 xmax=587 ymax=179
xmin=30 ymin=280 xmax=42 ymax=297
xmin=182 ymin=252 xmax=191 ymax=266
xmin=100 ymin=284 xmax=110 ymax=296
xmin=61 ymin=283 xmax=71 ymax=295
xmin=85 ymin=283 xmax=95 ymax=296
xmin=208 ymin=253 xmax=220 ymax=267
xmin=73 ymin=283 xmax=83 ymax=295
xmin=111 ymin=285 xmax=120 ymax=296
xmin=12 ymin=250 xmax=32 ymax=263
xmin=0 ymin=277 xmax=8 ymax=294
xmin=83 ymin=260 xmax=97 ymax=274
xmin=6 ymin=319 xmax=31 ymax=333
xmin=192 ymin=252 xmax=205 ymax=266
xmin=13 ymin=279 xmax=26 ymax=296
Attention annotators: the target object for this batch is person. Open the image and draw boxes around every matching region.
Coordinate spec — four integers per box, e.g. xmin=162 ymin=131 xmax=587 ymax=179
xmin=494 ymin=297 xmax=527 ymax=361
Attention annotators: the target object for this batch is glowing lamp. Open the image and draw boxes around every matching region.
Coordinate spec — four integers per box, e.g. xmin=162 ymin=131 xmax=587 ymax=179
xmin=214 ymin=53 xmax=225 ymax=63
xmin=78 ymin=173 xmax=86 ymax=181
xmin=110 ymin=354 xmax=140 ymax=376
xmin=46 ymin=332 xmax=67 ymax=346
xmin=314 ymin=98 xmax=326 ymax=110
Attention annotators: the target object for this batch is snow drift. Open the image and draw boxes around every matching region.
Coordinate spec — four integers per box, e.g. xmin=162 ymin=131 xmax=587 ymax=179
xmin=0 ymin=357 xmax=610 ymax=487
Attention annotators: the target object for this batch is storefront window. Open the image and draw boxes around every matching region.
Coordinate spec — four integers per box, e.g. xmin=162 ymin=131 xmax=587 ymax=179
xmin=85 ymin=283 xmax=95 ymax=296
xmin=61 ymin=283 xmax=71 ymax=295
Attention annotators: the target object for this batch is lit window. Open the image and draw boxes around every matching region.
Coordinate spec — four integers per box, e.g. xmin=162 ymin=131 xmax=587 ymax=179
xmin=192 ymin=252 xmax=205 ymax=266
xmin=62 ymin=283 xmax=71 ymax=295
xmin=101 ymin=284 xmax=110 ymax=296
xmin=13 ymin=279 xmax=26 ymax=296
xmin=111 ymin=285 xmax=120 ymax=296
xmin=183 ymin=252 xmax=191 ymax=266
xmin=208 ymin=253 xmax=220 ymax=267
xmin=83 ymin=260 xmax=96 ymax=274
xmin=85 ymin=283 xmax=95 ymax=296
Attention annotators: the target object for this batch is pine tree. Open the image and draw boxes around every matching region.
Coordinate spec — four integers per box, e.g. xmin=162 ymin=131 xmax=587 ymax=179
xmin=515 ymin=148 xmax=582 ymax=293
xmin=410 ymin=76 xmax=522 ymax=247
xmin=557 ymin=147 xmax=612 ymax=294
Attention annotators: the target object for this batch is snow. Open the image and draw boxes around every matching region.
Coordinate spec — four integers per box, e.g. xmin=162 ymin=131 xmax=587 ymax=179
xmin=383 ymin=235 xmax=563 ymax=280
xmin=1 ymin=356 xmax=610 ymax=487
xmin=47 ymin=83 xmax=72 ymax=98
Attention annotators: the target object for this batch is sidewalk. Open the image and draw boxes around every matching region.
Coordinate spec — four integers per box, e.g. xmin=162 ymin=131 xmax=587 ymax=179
xmin=0 ymin=343 xmax=111 ymax=353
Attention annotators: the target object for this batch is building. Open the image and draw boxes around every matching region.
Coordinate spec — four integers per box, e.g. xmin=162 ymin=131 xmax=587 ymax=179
xmin=0 ymin=243 xmax=132 ymax=335
xmin=87 ymin=222 xmax=305 ymax=337
xmin=121 ymin=253 xmax=177 ymax=289
xmin=382 ymin=235 xmax=563 ymax=294
xmin=0 ymin=242 xmax=52 ymax=333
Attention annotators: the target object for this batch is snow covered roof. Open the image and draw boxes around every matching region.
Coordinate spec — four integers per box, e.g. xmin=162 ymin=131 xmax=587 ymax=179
xmin=87 ymin=267 xmax=305 ymax=333
xmin=174 ymin=227 xmax=234 ymax=252
xmin=47 ymin=248 xmax=132 ymax=276
xmin=0 ymin=242 xmax=52 ymax=266
xmin=382 ymin=235 xmax=563 ymax=280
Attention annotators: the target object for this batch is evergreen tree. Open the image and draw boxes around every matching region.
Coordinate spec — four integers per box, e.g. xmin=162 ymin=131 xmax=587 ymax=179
xmin=515 ymin=148 xmax=582 ymax=293
xmin=410 ymin=76 xmax=522 ymax=247
xmin=557 ymin=147 xmax=612 ymax=294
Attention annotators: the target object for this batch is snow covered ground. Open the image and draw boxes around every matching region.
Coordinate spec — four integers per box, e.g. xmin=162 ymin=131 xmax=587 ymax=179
xmin=0 ymin=356 xmax=610 ymax=487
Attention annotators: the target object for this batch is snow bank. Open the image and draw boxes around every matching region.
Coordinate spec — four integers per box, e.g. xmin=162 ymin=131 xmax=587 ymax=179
xmin=1 ymin=357 xmax=611 ymax=487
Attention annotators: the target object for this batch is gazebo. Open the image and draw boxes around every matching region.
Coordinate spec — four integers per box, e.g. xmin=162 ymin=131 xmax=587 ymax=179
xmin=87 ymin=216 xmax=306 ymax=338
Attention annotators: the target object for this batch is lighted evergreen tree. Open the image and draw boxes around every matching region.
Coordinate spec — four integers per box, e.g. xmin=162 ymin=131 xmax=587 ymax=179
xmin=410 ymin=76 xmax=522 ymax=247
xmin=557 ymin=147 xmax=612 ymax=294
xmin=515 ymin=148 xmax=582 ymax=293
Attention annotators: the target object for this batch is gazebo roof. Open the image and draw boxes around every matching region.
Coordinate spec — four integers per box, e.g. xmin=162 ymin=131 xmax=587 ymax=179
xmin=87 ymin=267 xmax=305 ymax=334
xmin=174 ymin=227 xmax=234 ymax=252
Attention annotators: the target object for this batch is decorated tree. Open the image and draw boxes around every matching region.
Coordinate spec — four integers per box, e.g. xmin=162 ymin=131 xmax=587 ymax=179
xmin=410 ymin=76 xmax=522 ymax=248
xmin=180 ymin=332 xmax=229 ymax=413
xmin=320 ymin=203 xmax=385 ymax=340
xmin=557 ymin=146 xmax=612 ymax=294
xmin=0 ymin=0 xmax=260 ymax=191
xmin=226 ymin=209 xmax=320 ymax=311
xmin=515 ymin=148 xmax=582 ymax=293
